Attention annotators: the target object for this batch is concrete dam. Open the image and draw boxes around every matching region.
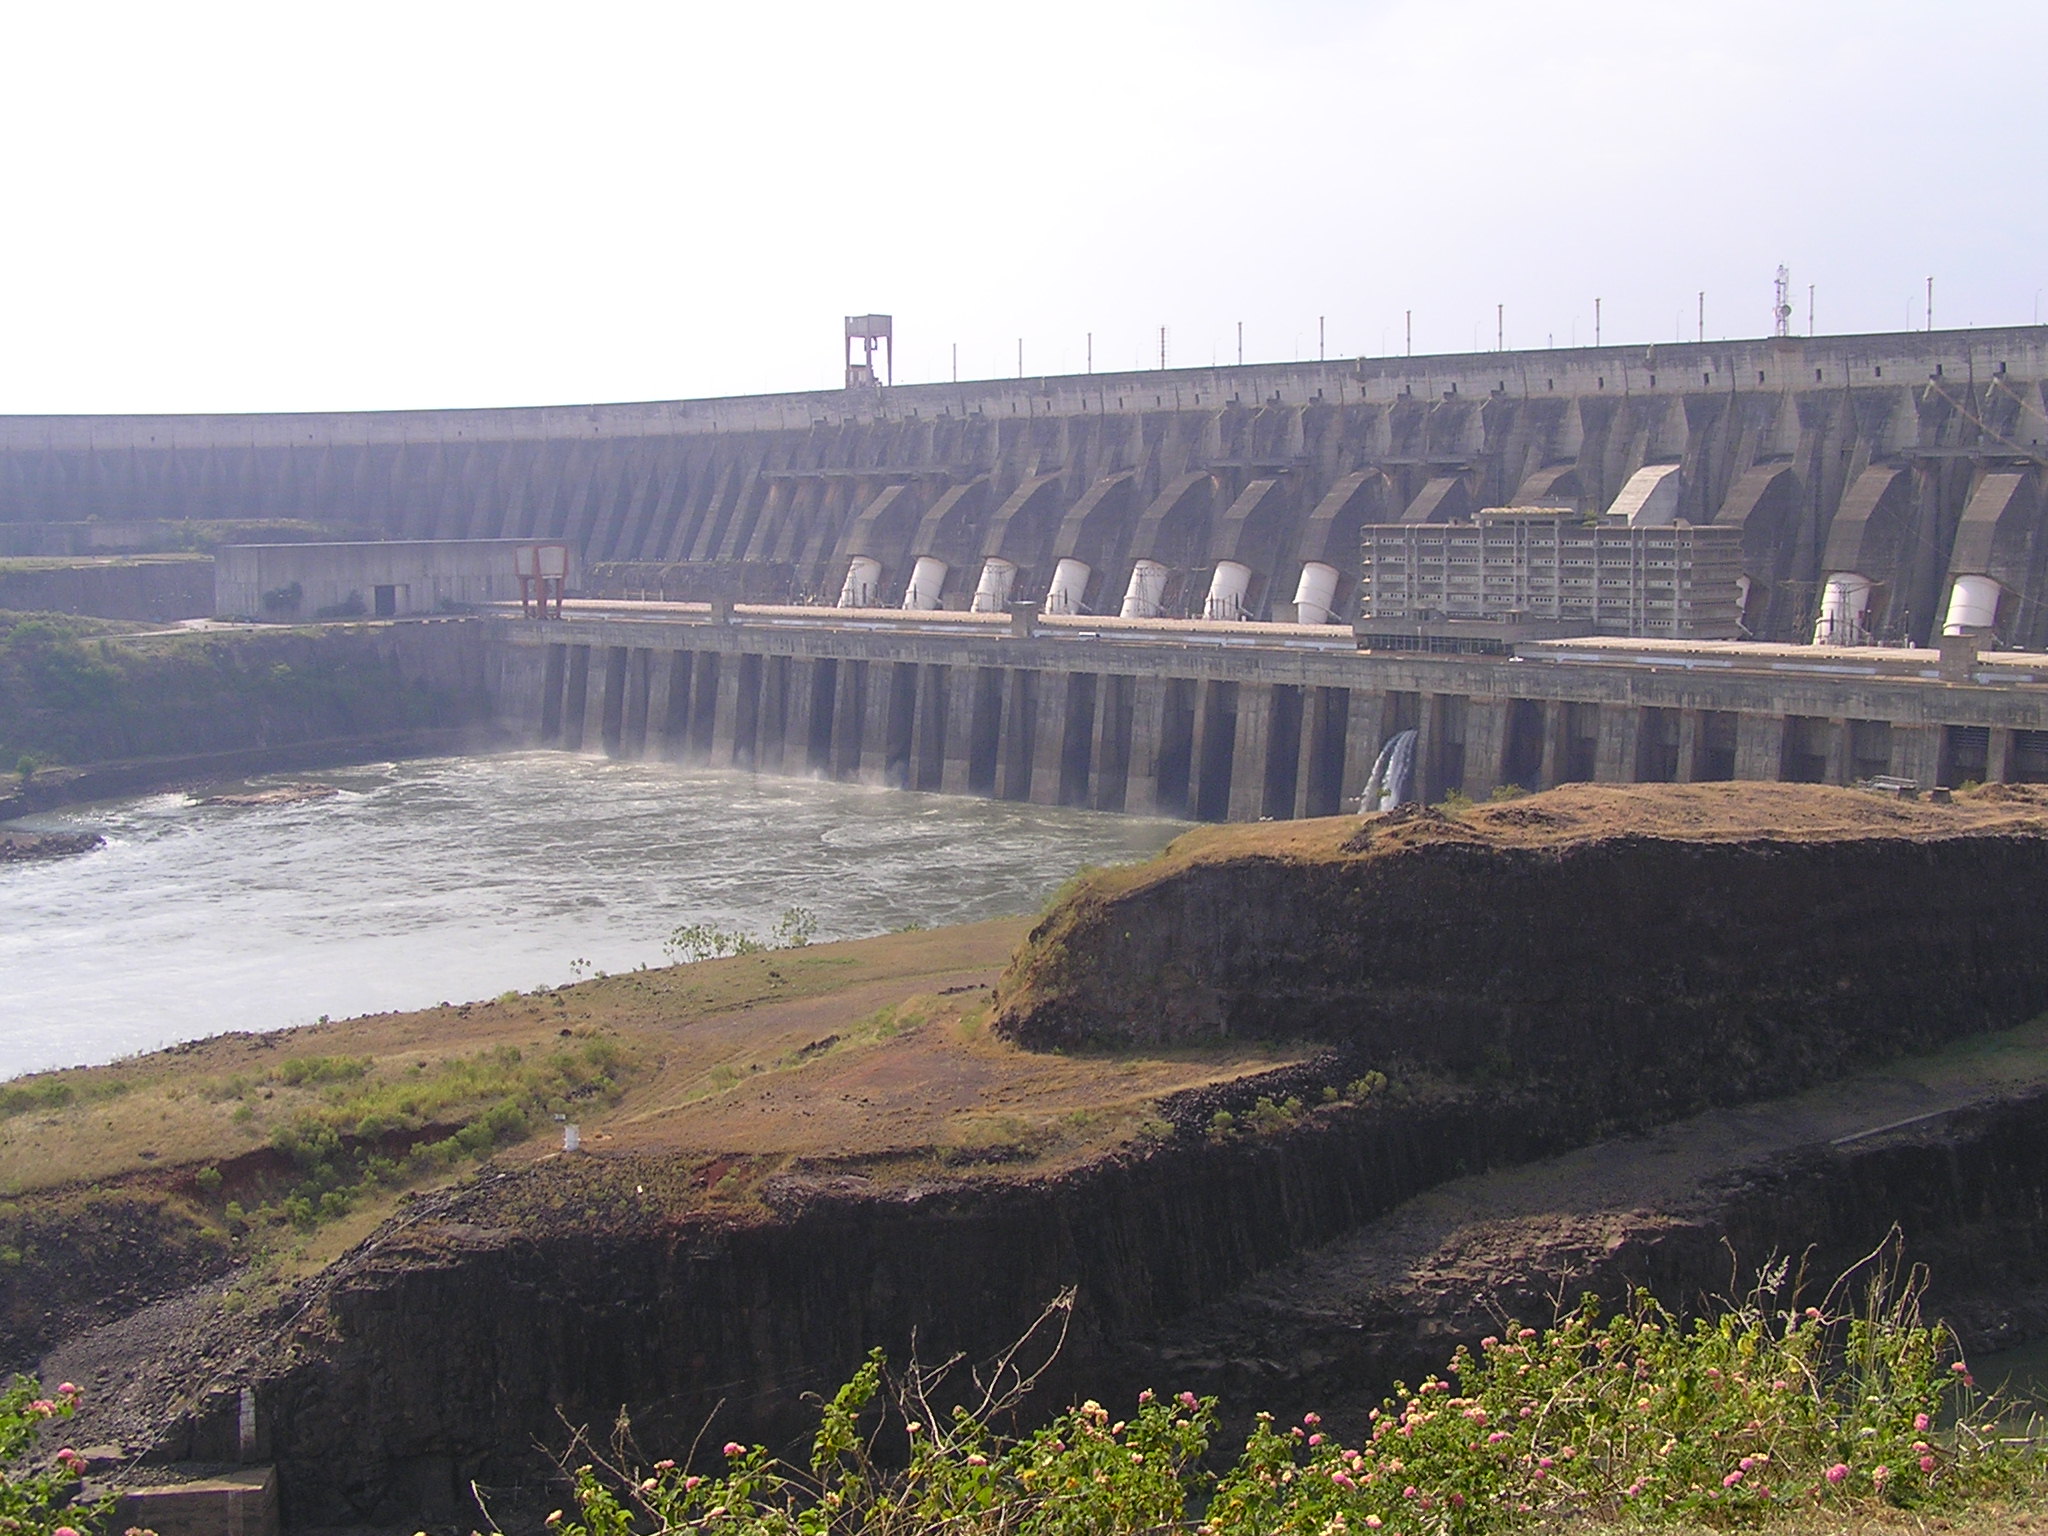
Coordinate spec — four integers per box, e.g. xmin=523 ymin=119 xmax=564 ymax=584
xmin=10 ymin=326 xmax=2048 ymax=816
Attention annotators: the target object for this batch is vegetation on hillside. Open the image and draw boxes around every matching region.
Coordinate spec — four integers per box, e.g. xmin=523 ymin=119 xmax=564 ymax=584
xmin=0 ymin=611 xmax=469 ymax=770
xmin=558 ymin=1270 xmax=2042 ymax=1536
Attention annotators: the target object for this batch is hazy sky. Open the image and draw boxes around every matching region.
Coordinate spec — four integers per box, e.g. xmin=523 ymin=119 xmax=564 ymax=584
xmin=3 ymin=0 xmax=2043 ymax=414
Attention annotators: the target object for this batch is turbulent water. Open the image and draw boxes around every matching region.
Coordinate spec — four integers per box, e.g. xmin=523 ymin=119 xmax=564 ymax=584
xmin=0 ymin=752 xmax=1186 ymax=1080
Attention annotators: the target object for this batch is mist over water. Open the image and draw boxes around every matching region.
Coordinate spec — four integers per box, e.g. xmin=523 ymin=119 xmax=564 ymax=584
xmin=0 ymin=752 xmax=1186 ymax=1080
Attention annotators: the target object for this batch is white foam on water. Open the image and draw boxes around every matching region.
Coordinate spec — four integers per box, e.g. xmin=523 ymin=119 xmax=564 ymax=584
xmin=0 ymin=751 xmax=1185 ymax=1078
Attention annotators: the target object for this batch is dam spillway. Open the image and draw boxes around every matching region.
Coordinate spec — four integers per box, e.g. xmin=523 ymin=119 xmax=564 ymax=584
xmin=494 ymin=601 xmax=2048 ymax=820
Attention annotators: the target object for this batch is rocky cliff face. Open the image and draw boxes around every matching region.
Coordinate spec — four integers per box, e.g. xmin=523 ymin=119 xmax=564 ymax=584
xmin=239 ymin=1067 xmax=2048 ymax=1525
xmin=994 ymin=786 xmax=2048 ymax=1127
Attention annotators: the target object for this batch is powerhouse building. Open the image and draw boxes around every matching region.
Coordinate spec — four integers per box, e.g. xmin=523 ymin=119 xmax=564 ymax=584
xmin=1357 ymin=511 xmax=1745 ymax=640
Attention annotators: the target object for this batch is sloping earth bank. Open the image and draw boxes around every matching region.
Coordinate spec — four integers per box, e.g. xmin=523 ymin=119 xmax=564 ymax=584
xmin=27 ymin=784 xmax=2048 ymax=1528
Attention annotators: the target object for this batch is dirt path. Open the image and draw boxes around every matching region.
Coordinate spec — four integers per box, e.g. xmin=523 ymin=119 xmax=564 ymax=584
xmin=1134 ymin=1020 xmax=2048 ymax=1407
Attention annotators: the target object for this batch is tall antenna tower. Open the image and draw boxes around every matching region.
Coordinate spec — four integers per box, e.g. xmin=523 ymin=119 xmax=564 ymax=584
xmin=1773 ymin=265 xmax=1793 ymax=337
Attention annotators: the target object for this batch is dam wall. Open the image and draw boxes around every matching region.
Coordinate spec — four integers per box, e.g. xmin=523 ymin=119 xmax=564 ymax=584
xmin=7 ymin=327 xmax=2048 ymax=646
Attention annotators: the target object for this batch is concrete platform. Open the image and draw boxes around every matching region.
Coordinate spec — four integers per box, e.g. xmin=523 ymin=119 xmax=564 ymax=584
xmin=111 ymin=1466 xmax=277 ymax=1536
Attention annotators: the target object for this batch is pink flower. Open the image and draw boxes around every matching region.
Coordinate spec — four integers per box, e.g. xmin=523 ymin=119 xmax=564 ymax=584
xmin=1738 ymin=1457 xmax=1755 ymax=1472
xmin=1403 ymin=1486 xmax=1417 ymax=1499
xmin=1365 ymin=1519 xmax=1382 ymax=1530
xmin=1914 ymin=1412 xmax=1931 ymax=1432
xmin=1178 ymin=1392 xmax=1199 ymax=1410
xmin=1723 ymin=1471 xmax=1743 ymax=1487
xmin=1304 ymin=1412 xmax=1321 ymax=1426
xmin=1873 ymin=1466 xmax=1891 ymax=1486
xmin=56 ymin=1383 xmax=77 ymax=1397
xmin=684 ymin=1477 xmax=701 ymax=1492
xmin=1309 ymin=1433 xmax=1325 ymax=1446
xmin=1920 ymin=1456 xmax=1936 ymax=1474
xmin=654 ymin=1459 xmax=675 ymax=1471
xmin=1331 ymin=1471 xmax=1355 ymax=1490
xmin=967 ymin=1454 xmax=987 ymax=1467
xmin=1137 ymin=1389 xmax=1154 ymax=1405
xmin=1518 ymin=1328 xmax=1536 ymax=1341
xmin=722 ymin=1442 xmax=744 ymax=1458
xmin=53 ymin=1528 xmax=78 ymax=1536
xmin=1825 ymin=1464 xmax=1848 ymax=1485
xmin=1481 ymin=1336 xmax=1499 ymax=1350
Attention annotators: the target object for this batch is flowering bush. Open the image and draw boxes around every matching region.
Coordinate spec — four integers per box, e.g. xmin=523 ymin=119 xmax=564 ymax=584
xmin=0 ymin=1377 xmax=112 ymax=1536
xmin=1207 ymin=1278 xmax=2024 ymax=1534
xmin=555 ymin=1276 xmax=2040 ymax=1536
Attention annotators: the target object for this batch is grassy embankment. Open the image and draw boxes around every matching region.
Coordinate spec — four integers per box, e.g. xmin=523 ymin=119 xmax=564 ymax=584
xmin=0 ymin=608 xmax=475 ymax=781
xmin=0 ymin=915 xmax=1300 ymax=1314
xmin=0 ymin=554 xmax=211 ymax=574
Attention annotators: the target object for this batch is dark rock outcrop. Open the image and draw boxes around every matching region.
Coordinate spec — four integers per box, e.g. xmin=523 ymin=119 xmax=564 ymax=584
xmin=995 ymin=784 xmax=2048 ymax=1129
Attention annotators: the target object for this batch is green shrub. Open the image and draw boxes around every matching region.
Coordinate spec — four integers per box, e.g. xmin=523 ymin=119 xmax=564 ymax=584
xmin=1244 ymin=1094 xmax=1303 ymax=1134
xmin=274 ymin=1054 xmax=371 ymax=1087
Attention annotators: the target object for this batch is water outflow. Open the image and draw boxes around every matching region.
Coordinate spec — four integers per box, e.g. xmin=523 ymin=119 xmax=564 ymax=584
xmin=1358 ymin=728 xmax=1418 ymax=812
xmin=0 ymin=753 xmax=1185 ymax=1080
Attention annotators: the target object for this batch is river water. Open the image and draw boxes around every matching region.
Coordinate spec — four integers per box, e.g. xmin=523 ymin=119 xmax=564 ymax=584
xmin=0 ymin=751 xmax=1186 ymax=1081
